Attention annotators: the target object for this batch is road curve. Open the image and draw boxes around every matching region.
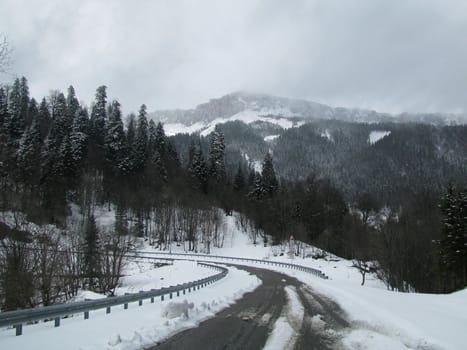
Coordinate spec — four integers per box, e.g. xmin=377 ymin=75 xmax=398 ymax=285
xmin=147 ymin=265 xmax=349 ymax=350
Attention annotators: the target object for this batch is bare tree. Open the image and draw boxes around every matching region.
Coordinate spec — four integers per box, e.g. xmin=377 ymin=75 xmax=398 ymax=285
xmin=99 ymin=231 xmax=135 ymax=295
xmin=153 ymin=204 xmax=174 ymax=250
xmin=31 ymin=227 xmax=66 ymax=306
xmin=353 ymin=259 xmax=374 ymax=286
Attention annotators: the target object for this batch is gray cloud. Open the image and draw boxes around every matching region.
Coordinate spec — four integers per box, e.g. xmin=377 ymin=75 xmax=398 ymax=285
xmin=1 ymin=0 xmax=466 ymax=114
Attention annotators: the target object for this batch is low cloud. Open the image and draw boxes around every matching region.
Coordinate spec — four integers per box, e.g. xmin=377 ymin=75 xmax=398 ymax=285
xmin=1 ymin=0 xmax=466 ymax=115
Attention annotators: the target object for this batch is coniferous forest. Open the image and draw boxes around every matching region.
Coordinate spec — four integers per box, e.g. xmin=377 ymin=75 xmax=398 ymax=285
xmin=0 ymin=77 xmax=466 ymax=311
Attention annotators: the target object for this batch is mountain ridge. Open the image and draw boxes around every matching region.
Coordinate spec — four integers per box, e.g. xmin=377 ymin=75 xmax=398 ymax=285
xmin=149 ymin=92 xmax=467 ymax=134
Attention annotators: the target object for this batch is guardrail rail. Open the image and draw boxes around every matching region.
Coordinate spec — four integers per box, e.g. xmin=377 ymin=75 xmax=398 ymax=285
xmin=137 ymin=251 xmax=328 ymax=279
xmin=0 ymin=262 xmax=227 ymax=336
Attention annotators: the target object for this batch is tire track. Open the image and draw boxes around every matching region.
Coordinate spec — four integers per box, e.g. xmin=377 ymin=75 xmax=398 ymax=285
xmin=148 ymin=265 xmax=349 ymax=350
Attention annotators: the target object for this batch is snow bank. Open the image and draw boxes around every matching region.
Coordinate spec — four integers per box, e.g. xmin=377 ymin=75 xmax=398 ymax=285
xmin=139 ymin=214 xmax=467 ymax=350
xmin=267 ymin=263 xmax=467 ymax=350
xmin=0 ymin=264 xmax=261 ymax=350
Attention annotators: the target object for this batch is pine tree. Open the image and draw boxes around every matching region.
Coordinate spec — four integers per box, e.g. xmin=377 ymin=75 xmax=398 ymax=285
xmin=208 ymin=130 xmax=226 ymax=183
xmin=56 ymin=134 xmax=78 ymax=183
xmin=126 ymin=113 xmax=136 ymax=147
xmin=0 ymin=87 xmax=8 ymax=137
xmin=149 ymin=121 xmax=169 ymax=180
xmin=37 ymin=98 xmax=51 ymax=140
xmin=248 ymin=171 xmax=265 ymax=200
xmin=48 ymin=92 xmax=69 ymax=148
xmin=132 ymin=104 xmax=148 ymax=172
xmin=152 ymin=149 xmax=168 ymax=182
xmin=439 ymin=184 xmax=467 ymax=290
xmin=70 ymin=106 xmax=89 ymax=165
xmin=105 ymin=100 xmax=128 ymax=174
xmin=261 ymin=152 xmax=278 ymax=196
xmin=188 ymin=142 xmax=208 ymax=193
xmin=89 ymin=85 xmax=107 ymax=145
xmin=83 ymin=214 xmax=101 ymax=290
xmin=7 ymin=77 xmax=25 ymax=142
xmin=233 ymin=164 xmax=245 ymax=192
xmin=154 ymin=122 xmax=167 ymax=158
xmin=27 ymin=98 xmax=39 ymax=130
xmin=166 ymin=139 xmax=180 ymax=175
xmin=148 ymin=119 xmax=157 ymax=157
xmin=16 ymin=116 xmax=42 ymax=185
xmin=66 ymin=85 xmax=80 ymax=122
xmin=19 ymin=77 xmax=30 ymax=126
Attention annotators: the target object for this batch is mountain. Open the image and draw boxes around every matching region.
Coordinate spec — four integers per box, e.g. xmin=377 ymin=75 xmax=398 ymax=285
xmin=149 ymin=92 xmax=467 ymax=136
xmin=152 ymin=92 xmax=467 ymax=205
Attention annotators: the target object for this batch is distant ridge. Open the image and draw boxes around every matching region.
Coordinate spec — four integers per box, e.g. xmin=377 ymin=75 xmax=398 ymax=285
xmin=149 ymin=91 xmax=467 ymax=136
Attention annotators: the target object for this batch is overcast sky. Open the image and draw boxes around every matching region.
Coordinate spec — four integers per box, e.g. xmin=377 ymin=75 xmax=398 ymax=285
xmin=1 ymin=0 xmax=467 ymax=115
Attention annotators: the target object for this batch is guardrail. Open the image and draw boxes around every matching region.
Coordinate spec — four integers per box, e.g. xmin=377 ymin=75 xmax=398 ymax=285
xmin=0 ymin=262 xmax=227 ymax=336
xmin=137 ymin=251 xmax=328 ymax=279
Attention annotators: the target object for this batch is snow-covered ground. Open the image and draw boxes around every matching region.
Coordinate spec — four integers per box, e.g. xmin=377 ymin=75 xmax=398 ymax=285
xmin=139 ymin=215 xmax=467 ymax=350
xmin=1 ymin=212 xmax=466 ymax=349
xmin=0 ymin=260 xmax=260 ymax=350
xmin=368 ymin=130 xmax=391 ymax=144
xmin=162 ymin=109 xmax=304 ymax=137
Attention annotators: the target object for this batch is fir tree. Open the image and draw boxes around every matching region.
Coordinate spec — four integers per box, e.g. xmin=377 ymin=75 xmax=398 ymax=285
xmin=248 ymin=171 xmax=265 ymax=200
xmin=105 ymin=100 xmax=128 ymax=174
xmin=166 ymin=139 xmax=181 ymax=174
xmin=48 ymin=92 xmax=69 ymax=148
xmin=148 ymin=119 xmax=157 ymax=157
xmin=83 ymin=214 xmax=101 ymax=290
xmin=89 ymin=85 xmax=107 ymax=145
xmin=126 ymin=113 xmax=136 ymax=147
xmin=132 ymin=104 xmax=148 ymax=172
xmin=70 ymin=106 xmax=89 ymax=165
xmin=154 ymin=122 xmax=167 ymax=158
xmin=0 ymin=88 xmax=7 ymax=173
xmin=152 ymin=149 xmax=168 ymax=182
xmin=37 ymin=98 xmax=51 ymax=140
xmin=261 ymin=152 xmax=278 ymax=196
xmin=208 ymin=130 xmax=226 ymax=183
xmin=233 ymin=164 xmax=245 ymax=192
xmin=27 ymin=98 xmax=39 ymax=130
xmin=16 ymin=116 xmax=42 ymax=184
xmin=439 ymin=184 xmax=467 ymax=290
xmin=188 ymin=142 xmax=208 ymax=193
xmin=0 ymin=87 xmax=8 ymax=134
xmin=19 ymin=77 xmax=30 ymax=126
xmin=66 ymin=85 xmax=80 ymax=122
xmin=7 ymin=77 xmax=25 ymax=142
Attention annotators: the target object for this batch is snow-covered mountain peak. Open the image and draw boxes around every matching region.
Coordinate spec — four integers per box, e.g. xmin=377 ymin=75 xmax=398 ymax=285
xmin=150 ymin=92 xmax=333 ymax=136
xmin=149 ymin=92 xmax=467 ymax=137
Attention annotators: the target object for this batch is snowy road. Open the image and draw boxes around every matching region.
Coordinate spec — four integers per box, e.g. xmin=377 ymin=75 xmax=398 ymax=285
xmin=149 ymin=265 xmax=349 ymax=350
